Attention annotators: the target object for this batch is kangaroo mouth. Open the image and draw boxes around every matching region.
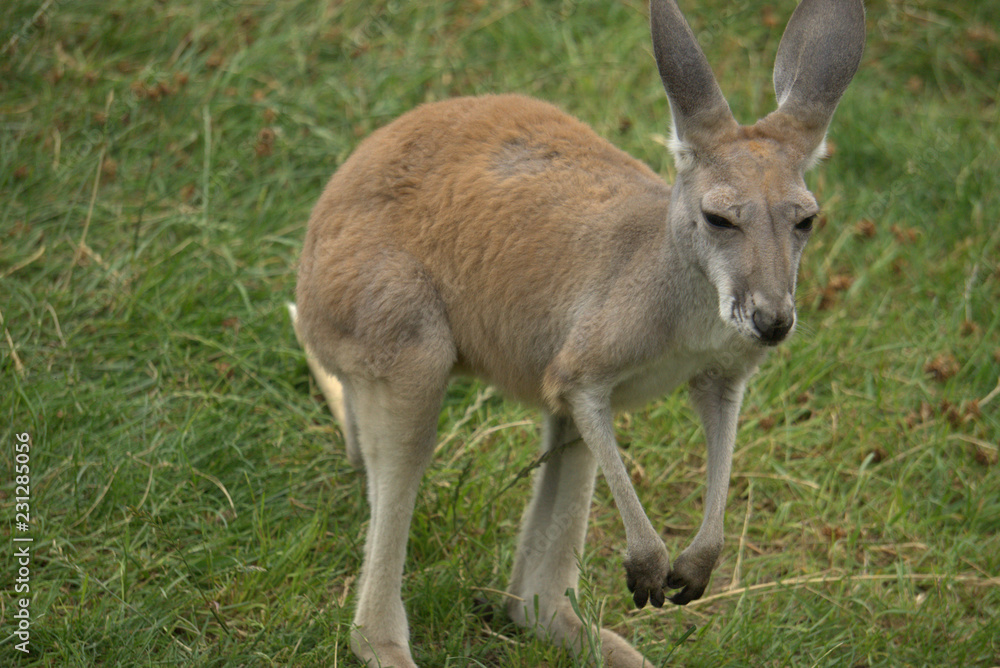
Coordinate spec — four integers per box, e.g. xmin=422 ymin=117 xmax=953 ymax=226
xmin=755 ymin=327 xmax=791 ymax=347
xmin=724 ymin=294 xmax=796 ymax=347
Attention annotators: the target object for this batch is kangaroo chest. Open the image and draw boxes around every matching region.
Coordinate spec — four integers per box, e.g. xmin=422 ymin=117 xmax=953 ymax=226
xmin=609 ymin=322 xmax=763 ymax=410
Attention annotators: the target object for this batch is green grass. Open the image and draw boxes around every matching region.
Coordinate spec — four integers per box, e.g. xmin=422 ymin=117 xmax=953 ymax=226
xmin=2 ymin=0 xmax=998 ymax=665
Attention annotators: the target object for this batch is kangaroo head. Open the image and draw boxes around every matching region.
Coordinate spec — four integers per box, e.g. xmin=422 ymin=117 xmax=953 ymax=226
xmin=651 ymin=0 xmax=865 ymax=346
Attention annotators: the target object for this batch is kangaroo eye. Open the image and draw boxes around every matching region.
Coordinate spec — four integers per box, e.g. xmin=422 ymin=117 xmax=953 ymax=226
xmin=795 ymin=215 xmax=816 ymax=232
xmin=704 ymin=212 xmax=737 ymax=230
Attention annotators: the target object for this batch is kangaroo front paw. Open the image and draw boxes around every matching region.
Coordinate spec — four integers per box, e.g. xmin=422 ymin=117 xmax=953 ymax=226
xmin=665 ymin=543 xmax=721 ymax=605
xmin=624 ymin=545 xmax=670 ymax=609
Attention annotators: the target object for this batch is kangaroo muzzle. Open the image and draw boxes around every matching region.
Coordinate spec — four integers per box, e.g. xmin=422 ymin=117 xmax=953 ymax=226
xmin=749 ymin=293 xmax=796 ymax=346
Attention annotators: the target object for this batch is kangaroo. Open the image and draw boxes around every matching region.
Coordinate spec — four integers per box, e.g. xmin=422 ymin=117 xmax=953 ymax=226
xmin=289 ymin=0 xmax=865 ymax=665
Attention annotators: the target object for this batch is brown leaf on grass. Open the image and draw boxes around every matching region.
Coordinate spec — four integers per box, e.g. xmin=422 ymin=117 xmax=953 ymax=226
xmin=761 ymin=5 xmax=779 ymax=29
xmin=925 ymin=354 xmax=959 ymax=383
xmin=939 ymin=400 xmax=962 ymax=428
xmin=130 ymin=80 xmax=167 ymax=102
xmin=855 ymin=219 xmax=877 ymax=239
xmin=206 ymin=50 xmax=226 ymax=69
xmin=891 ymin=224 xmax=920 ymax=244
xmin=818 ymin=274 xmax=853 ymax=310
xmin=821 ymin=525 xmax=847 ymax=540
xmin=959 ymin=320 xmax=980 ymax=337
xmin=46 ymin=66 xmax=64 ymax=85
xmin=905 ymin=401 xmax=934 ymax=429
xmin=255 ymin=127 xmax=275 ymax=157
xmin=156 ymin=81 xmax=175 ymax=98
xmin=906 ymin=75 xmax=924 ymax=94
xmin=973 ymin=444 xmax=998 ymax=467
xmin=905 ymin=399 xmax=979 ymax=430
xmin=101 ymin=156 xmax=118 ymax=180
xmin=130 ymin=80 xmax=148 ymax=100
xmin=828 ymin=275 xmax=853 ymax=292
xmin=866 ymin=447 xmax=886 ymax=464
xmin=238 ymin=11 xmax=259 ymax=43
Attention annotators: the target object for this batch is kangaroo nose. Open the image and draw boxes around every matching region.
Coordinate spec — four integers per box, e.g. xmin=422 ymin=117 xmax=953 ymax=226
xmin=751 ymin=306 xmax=794 ymax=346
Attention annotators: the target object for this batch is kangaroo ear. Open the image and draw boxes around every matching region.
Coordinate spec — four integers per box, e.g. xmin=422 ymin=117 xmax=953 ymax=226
xmin=772 ymin=0 xmax=866 ymax=154
xmin=650 ymin=0 xmax=736 ymax=161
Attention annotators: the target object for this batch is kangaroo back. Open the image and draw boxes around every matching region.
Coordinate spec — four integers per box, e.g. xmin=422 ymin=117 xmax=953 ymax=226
xmin=296 ymin=94 xmax=674 ymax=407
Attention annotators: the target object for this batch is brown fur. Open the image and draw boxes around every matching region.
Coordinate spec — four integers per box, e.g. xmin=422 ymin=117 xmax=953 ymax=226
xmin=297 ymin=94 xmax=672 ymax=408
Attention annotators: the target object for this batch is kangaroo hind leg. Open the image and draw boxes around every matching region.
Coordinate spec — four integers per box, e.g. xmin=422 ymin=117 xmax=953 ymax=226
xmin=349 ymin=372 xmax=448 ymax=668
xmin=508 ymin=414 xmax=650 ymax=667
xmin=297 ymin=253 xmax=456 ymax=667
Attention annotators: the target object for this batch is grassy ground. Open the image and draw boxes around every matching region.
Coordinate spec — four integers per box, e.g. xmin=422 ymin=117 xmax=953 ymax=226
xmin=2 ymin=0 xmax=998 ymax=665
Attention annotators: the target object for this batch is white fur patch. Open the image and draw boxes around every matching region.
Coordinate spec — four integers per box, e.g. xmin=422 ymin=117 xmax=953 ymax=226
xmin=708 ymin=266 xmax=753 ymax=342
xmin=668 ymin=124 xmax=696 ymax=173
xmin=804 ymin=137 xmax=828 ymax=171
